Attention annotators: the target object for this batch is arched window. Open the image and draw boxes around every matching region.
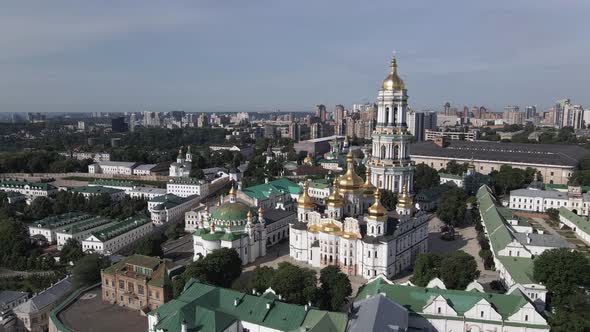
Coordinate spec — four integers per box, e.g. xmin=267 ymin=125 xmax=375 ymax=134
xmin=378 ymin=226 xmax=381 ymax=234
xmin=393 ymin=145 xmax=399 ymax=159
xmin=380 ymin=145 xmax=386 ymax=159
xmin=371 ymin=226 xmax=375 ymax=234
xmin=385 ymin=107 xmax=389 ymax=124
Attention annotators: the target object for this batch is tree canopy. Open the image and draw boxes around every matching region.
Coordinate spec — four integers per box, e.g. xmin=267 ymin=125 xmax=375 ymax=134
xmin=414 ymin=163 xmax=440 ymax=193
xmin=411 ymin=252 xmax=479 ymax=290
xmin=317 ymin=265 xmax=352 ymax=311
xmin=436 ymin=188 xmax=467 ymax=230
xmin=411 ymin=253 xmax=442 ymax=287
xmin=72 ymin=254 xmax=109 ymax=287
xmin=489 ymin=165 xmax=536 ymax=195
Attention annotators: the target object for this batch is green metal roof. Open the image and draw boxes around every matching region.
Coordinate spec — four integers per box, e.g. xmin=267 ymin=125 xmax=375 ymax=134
xmin=0 ymin=180 xmax=56 ymax=190
xmin=559 ymin=207 xmax=590 ymax=234
xmin=72 ymin=185 xmax=123 ymax=195
xmin=199 ymin=231 xmax=249 ymax=242
xmin=90 ymin=216 xmax=150 ymax=242
xmin=308 ymin=179 xmax=332 ymax=189
xmin=355 ymin=278 xmax=543 ymax=326
xmin=210 ymin=202 xmax=253 ymax=222
xmin=169 ymin=177 xmax=206 ymax=185
xmin=56 ymin=216 xmax=115 ymax=235
xmin=439 ymin=172 xmax=464 ymax=180
xmin=31 ymin=212 xmax=93 ymax=230
xmin=242 ymin=178 xmax=301 ymax=200
xmin=296 ymin=310 xmax=348 ymax=332
xmin=151 ymin=281 xmax=309 ymax=332
xmin=150 ymin=194 xmax=197 ymax=211
xmin=497 ymin=257 xmax=536 ymax=284
xmin=103 ymin=255 xmax=173 ymax=288
xmin=90 ymin=179 xmax=136 ymax=187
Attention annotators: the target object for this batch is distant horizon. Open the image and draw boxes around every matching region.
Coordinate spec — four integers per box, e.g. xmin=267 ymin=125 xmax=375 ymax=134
xmin=1 ymin=1 xmax=588 ymax=113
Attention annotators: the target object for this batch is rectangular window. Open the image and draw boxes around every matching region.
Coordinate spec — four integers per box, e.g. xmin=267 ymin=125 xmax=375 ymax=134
xmin=119 ymin=280 xmax=125 ymax=290
xmin=138 ymin=285 xmax=144 ymax=295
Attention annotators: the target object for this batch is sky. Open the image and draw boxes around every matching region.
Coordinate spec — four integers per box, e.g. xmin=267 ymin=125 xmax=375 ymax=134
xmin=1 ymin=0 xmax=589 ymax=113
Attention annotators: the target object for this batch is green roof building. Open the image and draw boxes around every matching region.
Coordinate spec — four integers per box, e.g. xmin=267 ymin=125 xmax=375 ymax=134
xmin=354 ymin=276 xmax=549 ymax=331
xmin=148 ymin=280 xmax=347 ymax=332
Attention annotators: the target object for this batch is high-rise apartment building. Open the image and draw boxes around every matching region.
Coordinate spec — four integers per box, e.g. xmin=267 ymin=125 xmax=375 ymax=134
xmin=525 ymin=105 xmax=537 ymax=119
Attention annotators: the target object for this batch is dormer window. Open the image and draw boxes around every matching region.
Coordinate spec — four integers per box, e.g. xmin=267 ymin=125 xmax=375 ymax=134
xmin=438 ymin=307 xmax=441 ymax=314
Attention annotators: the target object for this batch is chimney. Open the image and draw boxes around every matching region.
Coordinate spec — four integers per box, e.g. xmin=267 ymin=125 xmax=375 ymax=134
xmin=266 ymin=302 xmax=272 ymax=310
xmin=252 ymin=288 xmax=257 ymax=295
xmin=181 ymin=320 xmax=188 ymax=332
xmin=434 ymin=136 xmax=447 ymax=148
xmin=526 ymin=234 xmax=532 ymax=244
xmin=265 ymin=178 xmax=269 ymax=184
xmin=234 ymin=298 xmax=240 ymax=306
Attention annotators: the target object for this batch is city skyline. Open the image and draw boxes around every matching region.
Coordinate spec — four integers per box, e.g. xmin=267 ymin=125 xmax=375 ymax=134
xmin=1 ymin=1 xmax=589 ymax=113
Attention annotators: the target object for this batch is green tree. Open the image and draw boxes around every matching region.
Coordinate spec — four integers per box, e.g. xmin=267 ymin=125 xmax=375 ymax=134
xmin=533 ymin=248 xmax=590 ymax=306
xmin=26 ymin=197 xmax=54 ymax=220
xmin=250 ymin=266 xmax=276 ymax=293
xmin=549 ymin=293 xmax=590 ymax=332
xmin=436 ymin=188 xmax=467 ymax=232
xmin=411 ymin=253 xmax=442 ymax=286
xmin=439 ymin=251 xmax=480 ymax=290
xmin=269 ymin=262 xmax=318 ymax=305
xmin=414 ymin=163 xmax=440 ymax=193
xmin=181 ymin=248 xmax=242 ymax=289
xmin=60 ymin=238 xmax=84 ymax=264
xmin=318 ymin=265 xmax=352 ymax=311
xmin=444 ymin=160 xmax=468 ymax=175
xmin=72 ymin=254 xmax=109 ymax=287
xmin=134 ymin=234 xmax=165 ymax=257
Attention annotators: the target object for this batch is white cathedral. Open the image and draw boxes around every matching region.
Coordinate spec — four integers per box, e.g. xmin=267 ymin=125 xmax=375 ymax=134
xmin=289 ymin=55 xmax=428 ymax=279
xmin=169 ymin=146 xmax=193 ymax=177
xmin=368 ymin=55 xmax=414 ymax=194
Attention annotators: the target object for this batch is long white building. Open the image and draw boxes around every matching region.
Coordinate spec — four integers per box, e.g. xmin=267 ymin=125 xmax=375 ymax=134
xmin=28 ymin=213 xmax=94 ymax=243
xmin=509 ymin=185 xmax=590 ymax=216
xmin=166 ymin=178 xmax=209 ymax=198
xmin=54 ymin=216 xmax=118 ymax=249
xmin=0 ymin=180 xmax=58 ymax=202
xmin=81 ymin=216 xmax=153 ymax=255
xmin=88 ymin=161 xmax=139 ymax=175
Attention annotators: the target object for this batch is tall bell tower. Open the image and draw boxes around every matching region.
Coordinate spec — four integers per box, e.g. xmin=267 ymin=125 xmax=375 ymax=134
xmin=368 ymin=54 xmax=414 ymax=194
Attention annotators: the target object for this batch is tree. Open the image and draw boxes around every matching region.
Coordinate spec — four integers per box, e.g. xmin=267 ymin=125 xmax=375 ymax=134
xmin=444 ymin=160 xmax=468 ymax=175
xmin=436 ymin=188 xmax=467 ymax=232
xmin=414 ymin=164 xmax=440 ymax=193
xmin=545 ymin=208 xmax=559 ymax=222
xmin=189 ymin=168 xmax=205 ymax=179
xmin=549 ymin=292 xmax=590 ymax=332
xmin=318 ymin=265 xmax=352 ymax=311
xmin=60 ymin=238 xmax=84 ymax=264
xmin=533 ymin=248 xmax=590 ymax=306
xmin=269 ymin=262 xmax=318 ymax=305
xmin=490 ymin=165 xmax=536 ymax=195
xmin=72 ymin=254 xmax=109 ymax=287
xmin=26 ymin=197 xmax=54 ymax=220
xmin=181 ymin=248 xmax=242 ymax=288
xmin=411 ymin=253 xmax=442 ymax=286
xmin=439 ymin=251 xmax=480 ymax=290
xmin=250 ymin=266 xmax=276 ymax=293
xmin=134 ymin=234 xmax=164 ymax=257
xmin=380 ymin=190 xmax=397 ymax=210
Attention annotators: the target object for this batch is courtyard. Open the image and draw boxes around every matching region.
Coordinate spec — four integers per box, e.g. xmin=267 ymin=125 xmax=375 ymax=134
xmin=57 ymin=286 xmax=147 ymax=332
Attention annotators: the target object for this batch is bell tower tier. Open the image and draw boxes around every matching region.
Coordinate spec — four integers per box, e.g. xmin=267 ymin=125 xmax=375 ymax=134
xmin=368 ymin=54 xmax=414 ymax=194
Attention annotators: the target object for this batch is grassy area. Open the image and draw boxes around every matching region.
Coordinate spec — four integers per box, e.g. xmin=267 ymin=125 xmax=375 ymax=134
xmin=62 ymin=176 xmax=167 ymax=188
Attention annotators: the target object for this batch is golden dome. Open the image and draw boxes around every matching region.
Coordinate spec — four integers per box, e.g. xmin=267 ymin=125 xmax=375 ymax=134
xmin=367 ymin=190 xmax=387 ymax=221
xmin=297 ymin=180 xmax=315 ymax=209
xmin=397 ymin=183 xmax=413 ymax=209
xmin=362 ymin=168 xmax=377 ymax=197
xmin=381 ymin=55 xmax=405 ymax=91
xmin=326 ymin=180 xmax=344 ymax=208
xmin=303 ymin=155 xmax=312 ymax=165
xmin=320 ymin=222 xmax=341 ymax=234
xmin=338 ymin=151 xmax=363 ymax=193
xmin=307 ymin=224 xmax=321 ymax=233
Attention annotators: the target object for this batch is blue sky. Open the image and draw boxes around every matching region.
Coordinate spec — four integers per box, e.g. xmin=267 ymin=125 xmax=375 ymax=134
xmin=1 ymin=0 xmax=588 ymax=113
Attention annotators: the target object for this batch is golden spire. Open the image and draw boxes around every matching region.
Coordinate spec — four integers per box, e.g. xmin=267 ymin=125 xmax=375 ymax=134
xmin=338 ymin=151 xmax=363 ymax=193
xmin=178 ymin=146 xmax=183 ymax=156
xmin=382 ymin=53 xmax=405 ymax=91
xmin=247 ymin=209 xmax=253 ymax=219
xmin=397 ymin=183 xmax=413 ymax=209
xmin=297 ymin=180 xmax=315 ymax=209
xmin=326 ymin=179 xmax=344 ymax=208
xmin=362 ymin=167 xmax=376 ymax=197
xmin=368 ymin=190 xmax=387 ymax=221
xmin=229 ymin=182 xmax=237 ymax=196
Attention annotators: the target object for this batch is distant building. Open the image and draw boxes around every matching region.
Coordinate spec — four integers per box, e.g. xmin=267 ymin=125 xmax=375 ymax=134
xmin=60 ymin=152 xmax=111 ymax=162
xmin=0 ymin=180 xmax=57 ymax=202
xmin=111 ymin=116 xmax=128 ymax=132
xmin=148 ymin=194 xmax=200 ymax=224
xmin=101 ymin=255 xmax=176 ymax=312
xmin=55 ymin=215 xmax=118 ymax=249
xmin=438 ymin=160 xmax=489 ymax=195
xmin=410 ymin=140 xmax=590 ymax=185
xmin=71 ymin=186 xmax=126 ymax=201
xmin=293 ymin=135 xmax=345 ymax=157
xmin=166 ymin=178 xmax=209 ymax=198
xmin=127 ymin=187 xmax=167 ymax=200
xmin=424 ymin=129 xmax=479 ymax=141
xmin=169 ymin=146 xmax=192 ymax=177
xmin=88 ymin=161 xmax=139 ymax=175
xmin=525 ymin=105 xmax=537 ymax=119
xmin=509 ymin=185 xmax=590 ymax=216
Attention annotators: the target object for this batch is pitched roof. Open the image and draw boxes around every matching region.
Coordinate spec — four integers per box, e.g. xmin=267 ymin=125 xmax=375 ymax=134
xmin=72 ymin=185 xmax=123 ymax=195
xmin=355 ymin=278 xmax=534 ymax=324
xmin=14 ymin=276 xmax=73 ymax=314
xmin=151 ymin=281 xmax=308 ymax=332
xmin=0 ymin=180 xmax=56 ymax=191
xmin=89 ymin=216 xmax=151 ymax=242
xmin=298 ymin=309 xmax=348 ymax=332
xmin=559 ymin=206 xmax=590 ymax=234
xmin=348 ymin=294 xmax=407 ymax=332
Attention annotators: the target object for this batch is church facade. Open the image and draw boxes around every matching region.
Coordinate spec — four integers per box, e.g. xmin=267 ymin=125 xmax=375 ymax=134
xmin=169 ymin=146 xmax=193 ymax=177
xmin=289 ymin=151 xmax=428 ymax=279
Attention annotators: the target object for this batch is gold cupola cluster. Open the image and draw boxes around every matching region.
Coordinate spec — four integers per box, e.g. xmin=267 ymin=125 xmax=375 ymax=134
xmin=367 ymin=190 xmax=387 ymax=222
xmin=297 ymin=180 xmax=315 ymax=209
xmin=326 ymin=180 xmax=345 ymax=208
xmin=338 ymin=151 xmax=364 ymax=194
xmin=397 ymin=183 xmax=413 ymax=209
xmin=381 ymin=55 xmax=405 ymax=91
xmin=362 ymin=168 xmax=377 ymax=198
